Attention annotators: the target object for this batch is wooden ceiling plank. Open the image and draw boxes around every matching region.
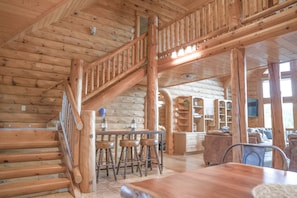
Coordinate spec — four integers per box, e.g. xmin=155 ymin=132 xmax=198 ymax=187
xmin=0 ymin=2 xmax=41 ymax=17
xmin=0 ymin=0 xmax=96 ymax=47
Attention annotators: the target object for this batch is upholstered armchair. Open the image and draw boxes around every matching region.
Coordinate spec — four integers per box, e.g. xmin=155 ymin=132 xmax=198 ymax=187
xmin=202 ymin=132 xmax=232 ymax=166
xmin=202 ymin=131 xmax=265 ymax=166
xmin=284 ymin=134 xmax=297 ymax=172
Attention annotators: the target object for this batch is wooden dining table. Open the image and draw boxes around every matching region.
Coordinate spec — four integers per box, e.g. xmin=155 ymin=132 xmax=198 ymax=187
xmin=120 ymin=163 xmax=297 ymax=198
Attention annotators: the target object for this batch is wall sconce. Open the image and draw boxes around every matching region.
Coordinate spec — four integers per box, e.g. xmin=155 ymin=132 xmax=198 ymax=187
xmin=90 ymin=26 xmax=96 ymax=35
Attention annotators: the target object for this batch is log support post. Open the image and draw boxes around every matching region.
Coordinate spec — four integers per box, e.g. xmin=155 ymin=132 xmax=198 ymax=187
xmin=79 ymin=110 xmax=96 ymax=193
xmin=230 ymin=48 xmax=247 ymax=162
xmin=70 ymin=58 xmax=84 ymax=114
xmin=268 ymin=63 xmax=285 ymax=169
xmin=147 ymin=15 xmax=159 ymax=131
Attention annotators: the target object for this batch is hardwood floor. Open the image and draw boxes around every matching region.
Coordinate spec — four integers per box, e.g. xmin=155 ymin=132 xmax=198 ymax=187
xmin=87 ymin=153 xmax=205 ymax=198
xmin=36 ymin=153 xmax=205 ymax=198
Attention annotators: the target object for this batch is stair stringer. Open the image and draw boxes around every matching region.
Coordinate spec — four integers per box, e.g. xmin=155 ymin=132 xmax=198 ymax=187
xmin=82 ymin=66 xmax=146 ymax=110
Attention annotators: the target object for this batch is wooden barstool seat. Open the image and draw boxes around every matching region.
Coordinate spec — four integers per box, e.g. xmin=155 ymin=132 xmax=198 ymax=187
xmin=116 ymin=139 xmax=142 ymax=179
xmin=96 ymin=140 xmax=117 ymax=182
xmin=139 ymin=138 xmax=162 ymax=176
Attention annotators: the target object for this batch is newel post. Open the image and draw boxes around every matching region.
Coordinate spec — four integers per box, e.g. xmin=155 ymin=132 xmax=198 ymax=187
xmin=147 ymin=15 xmax=159 ymax=131
xmin=70 ymin=58 xmax=84 ymax=114
xmin=79 ymin=110 xmax=96 ymax=193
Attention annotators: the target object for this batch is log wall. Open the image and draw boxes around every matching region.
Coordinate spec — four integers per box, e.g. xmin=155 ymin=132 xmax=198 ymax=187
xmin=93 ymin=79 xmax=225 ymax=131
xmin=0 ymin=2 xmax=135 ymax=128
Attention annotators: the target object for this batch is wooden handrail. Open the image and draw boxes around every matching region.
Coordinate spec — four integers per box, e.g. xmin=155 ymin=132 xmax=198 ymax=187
xmin=86 ymin=33 xmax=148 ymax=69
xmin=64 ymin=82 xmax=83 ymax=130
xmin=82 ymin=33 xmax=148 ymax=102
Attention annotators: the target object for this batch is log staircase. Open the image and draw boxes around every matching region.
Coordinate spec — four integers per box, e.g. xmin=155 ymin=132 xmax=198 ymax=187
xmin=0 ymin=129 xmax=72 ymax=198
xmin=0 ymin=1 xmax=296 ymax=197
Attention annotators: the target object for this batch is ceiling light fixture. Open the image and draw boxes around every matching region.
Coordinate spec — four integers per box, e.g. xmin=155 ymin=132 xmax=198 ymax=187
xmin=181 ymin=73 xmax=196 ymax=80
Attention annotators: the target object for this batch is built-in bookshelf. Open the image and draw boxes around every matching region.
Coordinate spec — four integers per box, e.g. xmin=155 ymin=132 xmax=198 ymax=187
xmin=215 ymin=99 xmax=232 ymax=130
xmin=175 ymin=96 xmax=205 ymax=132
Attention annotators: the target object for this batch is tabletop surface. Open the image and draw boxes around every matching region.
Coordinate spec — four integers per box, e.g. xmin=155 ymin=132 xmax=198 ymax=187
xmin=121 ymin=163 xmax=297 ymax=198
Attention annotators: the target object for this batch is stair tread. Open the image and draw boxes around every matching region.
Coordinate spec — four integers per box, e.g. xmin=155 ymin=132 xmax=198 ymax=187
xmin=0 ymin=141 xmax=59 ymax=149
xmin=0 ymin=151 xmax=63 ymax=163
xmin=0 ymin=164 xmax=66 ymax=179
xmin=0 ymin=178 xmax=70 ymax=198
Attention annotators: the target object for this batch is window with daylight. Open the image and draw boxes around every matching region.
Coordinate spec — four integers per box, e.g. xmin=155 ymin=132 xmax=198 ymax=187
xmin=262 ymin=61 xmax=294 ymax=129
xmin=262 ymin=78 xmax=292 ymax=98
xmin=263 ymin=103 xmax=294 ymax=129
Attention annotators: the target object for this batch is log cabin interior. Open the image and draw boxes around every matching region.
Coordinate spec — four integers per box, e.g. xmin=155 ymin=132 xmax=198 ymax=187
xmin=1 ymin=0 xmax=297 ymax=197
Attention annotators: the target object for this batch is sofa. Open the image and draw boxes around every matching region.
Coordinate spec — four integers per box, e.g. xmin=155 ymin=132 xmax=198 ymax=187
xmin=202 ymin=129 xmax=272 ymax=166
xmin=284 ymin=133 xmax=297 ymax=172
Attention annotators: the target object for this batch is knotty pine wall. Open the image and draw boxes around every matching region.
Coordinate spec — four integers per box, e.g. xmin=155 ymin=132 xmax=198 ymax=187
xmin=166 ymin=79 xmax=225 ymax=132
xmin=95 ymin=79 xmax=225 ymax=132
xmin=246 ymin=68 xmax=266 ymax=128
xmin=0 ymin=3 xmax=135 ymax=128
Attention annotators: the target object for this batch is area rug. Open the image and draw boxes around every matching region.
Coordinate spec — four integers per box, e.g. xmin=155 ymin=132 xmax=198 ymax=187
xmin=252 ymin=183 xmax=297 ymax=198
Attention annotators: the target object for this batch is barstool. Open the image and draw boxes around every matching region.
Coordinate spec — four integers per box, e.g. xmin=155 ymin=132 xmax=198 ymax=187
xmin=116 ymin=139 xmax=142 ymax=179
xmin=96 ymin=141 xmax=117 ymax=182
xmin=139 ymin=138 xmax=162 ymax=176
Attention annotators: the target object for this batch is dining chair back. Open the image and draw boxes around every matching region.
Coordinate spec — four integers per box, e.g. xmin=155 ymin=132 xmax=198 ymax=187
xmin=221 ymin=143 xmax=289 ymax=171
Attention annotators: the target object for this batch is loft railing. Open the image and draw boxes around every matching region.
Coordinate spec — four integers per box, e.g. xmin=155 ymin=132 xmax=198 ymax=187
xmin=82 ymin=33 xmax=148 ymax=102
xmin=158 ymin=0 xmax=230 ymax=59
xmin=79 ymin=0 xmax=296 ymax=94
xmin=60 ymin=82 xmax=83 ymax=184
xmin=241 ymin=0 xmax=297 ymax=24
xmin=158 ymin=0 xmax=297 ymax=60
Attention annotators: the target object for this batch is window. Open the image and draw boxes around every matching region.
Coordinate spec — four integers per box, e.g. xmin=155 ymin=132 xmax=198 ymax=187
xmin=139 ymin=16 xmax=148 ymax=35
xmin=262 ymin=80 xmax=270 ymax=98
xmin=262 ymin=78 xmax=292 ymax=98
xmin=281 ymin=78 xmax=292 ymax=97
xmin=262 ymin=61 xmax=294 ymax=129
xmin=263 ymin=103 xmax=294 ymax=129
xmin=264 ymin=104 xmax=271 ymax=128
xmin=283 ymin=103 xmax=294 ymax=128
xmin=280 ymin=62 xmax=290 ymax=72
